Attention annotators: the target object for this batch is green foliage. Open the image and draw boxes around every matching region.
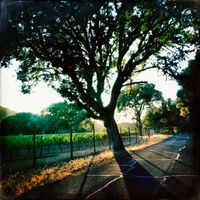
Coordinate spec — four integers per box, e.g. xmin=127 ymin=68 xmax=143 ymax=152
xmin=176 ymin=56 xmax=200 ymax=118
xmin=176 ymin=96 xmax=189 ymax=117
xmin=118 ymin=83 xmax=162 ymax=110
xmin=0 ymin=112 xmax=42 ymax=135
xmin=176 ymin=53 xmax=200 ymax=137
xmin=117 ymin=83 xmax=162 ymax=134
xmin=0 ymin=132 xmax=107 ymax=149
xmin=0 ymin=1 xmax=198 ymax=121
xmin=144 ymin=99 xmax=189 ymax=133
xmin=0 ymin=1 xmax=198 ymax=150
xmin=0 ymin=102 xmax=90 ymax=136
xmin=41 ymin=102 xmax=89 ymax=133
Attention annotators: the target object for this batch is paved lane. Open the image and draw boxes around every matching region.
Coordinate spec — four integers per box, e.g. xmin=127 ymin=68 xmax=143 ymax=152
xmin=18 ymin=135 xmax=200 ymax=200
xmin=85 ymin=135 xmax=200 ymax=200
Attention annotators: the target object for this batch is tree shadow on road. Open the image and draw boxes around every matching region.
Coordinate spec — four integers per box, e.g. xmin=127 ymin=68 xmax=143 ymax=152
xmin=112 ymin=150 xmax=173 ymax=200
xmin=143 ymin=148 xmax=192 ymax=168
xmin=132 ymin=150 xmax=168 ymax=175
xmin=74 ymin=156 xmax=95 ymax=199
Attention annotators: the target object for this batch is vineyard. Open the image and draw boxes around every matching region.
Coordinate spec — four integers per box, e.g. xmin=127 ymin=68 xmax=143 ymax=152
xmin=0 ymin=130 xmax=144 ymax=174
xmin=0 ymin=132 xmax=110 ymax=149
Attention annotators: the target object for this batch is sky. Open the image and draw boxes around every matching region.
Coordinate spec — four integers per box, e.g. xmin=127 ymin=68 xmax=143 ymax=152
xmin=0 ymin=61 xmax=64 ymax=113
xmin=0 ymin=59 xmax=183 ymax=116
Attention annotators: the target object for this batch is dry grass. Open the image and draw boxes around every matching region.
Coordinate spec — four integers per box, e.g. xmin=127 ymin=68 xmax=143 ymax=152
xmin=127 ymin=134 xmax=171 ymax=151
xmin=0 ymin=134 xmax=171 ymax=197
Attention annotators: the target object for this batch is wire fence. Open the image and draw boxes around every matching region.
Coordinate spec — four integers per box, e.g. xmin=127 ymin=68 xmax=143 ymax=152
xmin=0 ymin=126 xmax=157 ymax=174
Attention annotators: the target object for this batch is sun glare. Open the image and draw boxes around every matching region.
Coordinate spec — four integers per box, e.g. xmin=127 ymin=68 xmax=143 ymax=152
xmin=0 ymin=61 xmax=63 ymax=114
xmin=0 ymin=60 xmax=188 ymax=115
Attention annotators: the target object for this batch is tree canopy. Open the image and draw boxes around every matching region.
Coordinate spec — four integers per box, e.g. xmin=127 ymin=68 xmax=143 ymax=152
xmin=0 ymin=102 xmax=90 ymax=135
xmin=144 ymin=98 xmax=189 ymax=133
xmin=41 ymin=102 xmax=89 ymax=133
xmin=0 ymin=1 xmax=199 ymax=151
xmin=117 ymin=83 xmax=162 ymax=135
xmin=0 ymin=112 xmax=40 ymax=135
xmin=175 ymin=53 xmax=200 ymax=170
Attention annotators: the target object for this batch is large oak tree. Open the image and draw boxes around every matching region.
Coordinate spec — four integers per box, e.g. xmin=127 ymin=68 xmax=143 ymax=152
xmin=0 ymin=1 xmax=199 ymax=152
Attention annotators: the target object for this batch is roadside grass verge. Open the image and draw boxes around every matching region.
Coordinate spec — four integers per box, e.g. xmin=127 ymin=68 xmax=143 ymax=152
xmin=0 ymin=134 xmax=171 ymax=198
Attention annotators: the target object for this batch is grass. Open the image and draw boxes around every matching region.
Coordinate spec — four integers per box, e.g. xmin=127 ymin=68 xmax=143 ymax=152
xmin=0 ymin=134 xmax=171 ymax=198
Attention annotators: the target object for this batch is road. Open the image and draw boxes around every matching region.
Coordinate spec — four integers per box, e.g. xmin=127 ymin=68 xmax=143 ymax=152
xmin=18 ymin=135 xmax=200 ymax=200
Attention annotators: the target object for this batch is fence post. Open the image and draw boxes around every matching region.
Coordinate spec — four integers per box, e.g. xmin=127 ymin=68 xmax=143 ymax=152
xmin=92 ymin=123 xmax=96 ymax=154
xmin=33 ymin=124 xmax=36 ymax=168
xmin=39 ymin=136 xmax=43 ymax=158
xmin=109 ymin=137 xmax=111 ymax=150
xmin=128 ymin=127 xmax=131 ymax=145
xmin=78 ymin=137 xmax=80 ymax=150
xmin=136 ymin=133 xmax=138 ymax=143
xmin=148 ymin=129 xmax=150 ymax=138
xmin=70 ymin=126 xmax=73 ymax=160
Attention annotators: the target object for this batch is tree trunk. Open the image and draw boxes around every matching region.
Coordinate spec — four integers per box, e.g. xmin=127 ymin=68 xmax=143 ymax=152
xmin=104 ymin=117 xmax=125 ymax=152
xmin=138 ymin=123 xmax=143 ymax=137
xmin=190 ymin=61 xmax=200 ymax=173
xmin=135 ymin=111 xmax=143 ymax=136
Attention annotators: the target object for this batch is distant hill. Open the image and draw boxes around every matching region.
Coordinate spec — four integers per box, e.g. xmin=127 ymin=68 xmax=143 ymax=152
xmin=117 ymin=122 xmax=135 ymax=132
xmin=0 ymin=106 xmax=17 ymax=121
xmin=93 ymin=120 xmax=105 ymax=132
xmin=94 ymin=120 xmax=135 ymax=133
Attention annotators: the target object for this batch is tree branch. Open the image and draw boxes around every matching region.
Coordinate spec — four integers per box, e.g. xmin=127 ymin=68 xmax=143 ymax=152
xmin=59 ymin=88 xmax=100 ymax=120
xmin=122 ymin=81 xmax=147 ymax=87
xmin=134 ymin=66 xmax=157 ymax=74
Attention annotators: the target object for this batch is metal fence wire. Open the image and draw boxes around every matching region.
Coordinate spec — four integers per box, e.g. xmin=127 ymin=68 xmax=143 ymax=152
xmin=0 ymin=127 xmax=156 ymax=173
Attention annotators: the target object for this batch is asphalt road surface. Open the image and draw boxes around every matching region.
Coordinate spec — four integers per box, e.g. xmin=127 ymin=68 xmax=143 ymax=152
xmin=19 ymin=135 xmax=200 ymax=200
